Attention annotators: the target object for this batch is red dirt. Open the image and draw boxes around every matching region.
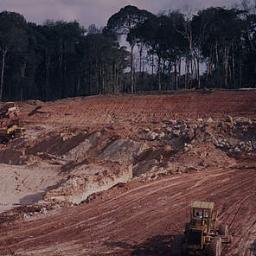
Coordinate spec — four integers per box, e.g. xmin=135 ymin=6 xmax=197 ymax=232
xmin=21 ymin=91 xmax=256 ymax=129
xmin=0 ymin=168 xmax=255 ymax=255
xmin=0 ymin=90 xmax=255 ymax=256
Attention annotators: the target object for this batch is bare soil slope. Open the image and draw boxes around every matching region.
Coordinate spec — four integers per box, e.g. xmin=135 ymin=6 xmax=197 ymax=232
xmin=0 ymin=90 xmax=255 ymax=256
xmin=0 ymin=168 xmax=255 ymax=256
xmin=20 ymin=90 xmax=256 ymax=128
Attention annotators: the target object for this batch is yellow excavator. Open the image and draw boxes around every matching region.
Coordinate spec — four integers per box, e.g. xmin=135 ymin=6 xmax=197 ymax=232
xmin=183 ymin=201 xmax=232 ymax=256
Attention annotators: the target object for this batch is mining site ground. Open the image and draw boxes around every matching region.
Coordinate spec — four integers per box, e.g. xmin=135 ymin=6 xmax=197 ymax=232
xmin=0 ymin=90 xmax=255 ymax=256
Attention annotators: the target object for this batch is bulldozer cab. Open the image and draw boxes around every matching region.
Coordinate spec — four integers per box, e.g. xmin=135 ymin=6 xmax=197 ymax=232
xmin=183 ymin=201 xmax=231 ymax=256
xmin=184 ymin=201 xmax=217 ymax=253
xmin=190 ymin=201 xmax=216 ymax=233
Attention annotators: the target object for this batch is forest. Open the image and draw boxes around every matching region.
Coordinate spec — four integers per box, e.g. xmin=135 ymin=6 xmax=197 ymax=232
xmin=0 ymin=3 xmax=255 ymax=101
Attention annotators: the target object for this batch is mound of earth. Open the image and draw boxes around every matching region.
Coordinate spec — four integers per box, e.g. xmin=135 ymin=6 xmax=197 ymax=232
xmin=176 ymin=142 xmax=236 ymax=169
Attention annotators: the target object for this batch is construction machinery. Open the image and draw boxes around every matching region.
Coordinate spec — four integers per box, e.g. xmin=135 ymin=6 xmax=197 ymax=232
xmin=183 ymin=201 xmax=231 ymax=256
xmin=0 ymin=102 xmax=24 ymax=143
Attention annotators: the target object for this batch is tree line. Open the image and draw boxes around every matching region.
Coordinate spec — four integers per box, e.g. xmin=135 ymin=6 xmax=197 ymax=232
xmin=0 ymin=3 xmax=255 ymax=101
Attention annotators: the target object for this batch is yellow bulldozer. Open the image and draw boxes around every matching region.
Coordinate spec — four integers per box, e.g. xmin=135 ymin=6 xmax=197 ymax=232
xmin=183 ymin=201 xmax=231 ymax=256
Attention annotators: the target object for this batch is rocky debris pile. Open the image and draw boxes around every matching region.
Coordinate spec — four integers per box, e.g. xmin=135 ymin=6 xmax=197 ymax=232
xmin=215 ymin=138 xmax=255 ymax=155
xmin=138 ymin=119 xmax=206 ymax=152
xmin=137 ymin=117 xmax=256 ymax=157
xmin=0 ymin=204 xmax=54 ymax=225
xmin=213 ymin=117 xmax=256 ymax=156
xmin=132 ymin=117 xmax=255 ymax=180
xmin=44 ymin=163 xmax=132 ymax=205
xmin=22 ymin=205 xmax=50 ymax=220
xmin=175 ymin=143 xmax=236 ymax=169
xmin=134 ymin=143 xmax=236 ymax=181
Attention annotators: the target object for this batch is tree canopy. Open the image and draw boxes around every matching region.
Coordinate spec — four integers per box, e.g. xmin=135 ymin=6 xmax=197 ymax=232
xmin=0 ymin=5 xmax=255 ymax=101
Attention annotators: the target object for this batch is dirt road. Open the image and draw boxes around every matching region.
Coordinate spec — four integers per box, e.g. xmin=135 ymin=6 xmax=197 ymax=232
xmin=0 ymin=167 xmax=255 ymax=256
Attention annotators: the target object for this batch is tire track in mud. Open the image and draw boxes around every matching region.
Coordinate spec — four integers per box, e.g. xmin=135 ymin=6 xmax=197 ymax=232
xmin=0 ymin=168 xmax=255 ymax=255
xmin=0 ymin=176 xmax=196 ymax=249
xmin=223 ymin=193 xmax=256 ymax=256
xmin=0 ymin=172 xmax=240 ymax=242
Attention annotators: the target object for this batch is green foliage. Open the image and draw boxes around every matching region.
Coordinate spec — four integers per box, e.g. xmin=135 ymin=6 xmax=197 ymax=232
xmin=0 ymin=5 xmax=255 ymax=101
xmin=0 ymin=11 xmax=28 ymax=51
xmin=0 ymin=13 xmax=128 ymax=100
xmin=106 ymin=5 xmax=154 ymax=35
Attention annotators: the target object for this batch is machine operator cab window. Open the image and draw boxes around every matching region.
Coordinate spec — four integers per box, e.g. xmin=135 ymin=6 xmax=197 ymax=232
xmin=193 ymin=208 xmax=210 ymax=221
xmin=191 ymin=201 xmax=214 ymax=224
xmin=193 ymin=208 xmax=210 ymax=220
xmin=193 ymin=208 xmax=203 ymax=219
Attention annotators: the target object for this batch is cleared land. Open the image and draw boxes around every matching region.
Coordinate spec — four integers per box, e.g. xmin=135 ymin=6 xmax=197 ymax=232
xmin=0 ymin=90 xmax=255 ymax=256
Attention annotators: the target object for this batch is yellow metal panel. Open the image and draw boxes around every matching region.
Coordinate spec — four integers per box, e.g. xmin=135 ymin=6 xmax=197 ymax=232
xmin=191 ymin=201 xmax=214 ymax=210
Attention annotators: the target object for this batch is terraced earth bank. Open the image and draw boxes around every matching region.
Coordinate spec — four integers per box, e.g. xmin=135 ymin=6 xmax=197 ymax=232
xmin=0 ymin=90 xmax=255 ymax=256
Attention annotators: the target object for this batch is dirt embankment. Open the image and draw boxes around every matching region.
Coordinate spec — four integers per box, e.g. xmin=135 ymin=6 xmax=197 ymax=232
xmin=44 ymin=163 xmax=132 ymax=205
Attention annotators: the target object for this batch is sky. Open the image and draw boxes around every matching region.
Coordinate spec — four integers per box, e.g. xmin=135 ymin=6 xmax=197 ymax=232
xmin=0 ymin=0 xmax=240 ymax=27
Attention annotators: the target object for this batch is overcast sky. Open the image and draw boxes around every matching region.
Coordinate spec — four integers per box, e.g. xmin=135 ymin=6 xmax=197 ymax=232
xmin=0 ymin=0 xmax=240 ymax=27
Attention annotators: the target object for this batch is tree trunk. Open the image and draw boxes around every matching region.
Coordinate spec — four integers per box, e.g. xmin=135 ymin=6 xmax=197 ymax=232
xmin=197 ymin=57 xmax=200 ymax=89
xmin=224 ymin=46 xmax=229 ymax=89
xmin=102 ymin=66 xmax=106 ymax=94
xmin=130 ymin=44 xmax=135 ymax=93
xmin=59 ymin=40 xmax=64 ymax=98
xmin=178 ymin=58 xmax=181 ymax=90
xmin=151 ymin=53 xmax=154 ymax=90
xmin=45 ymin=50 xmax=50 ymax=100
xmin=139 ymin=43 xmax=143 ymax=74
xmin=239 ymin=60 xmax=242 ymax=88
xmin=190 ymin=59 xmax=194 ymax=84
xmin=158 ymin=56 xmax=161 ymax=91
xmin=113 ymin=62 xmax=116 ymax=94
xmin=215 ymin=42 xmax=219 ymax=64
xmin=95 ymin=61 xmax=99 ymax=94
xmin=20 ymin=62 xmax=27 ymax=101
xmin=174 ymin=62 xmax=177 ymax=90
xmin=77 ymin=78 xmax=81 ymax=96
xmin=0 ymin=48 xmax=8 ymax=101
xmin=185 ymin=57 xmax=188 ymax=90
xmin=232 ymin=46 xmax=235 ymax=88
xmin=151 ymin=54 xmax=154 ymax=76
xmin=115 ymin=64 xmax=118 ymax=93
xmin=88 ymin=63 xmax=91 ymax=95
xmin=168 ymin=62 xmax=172 ymax=90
